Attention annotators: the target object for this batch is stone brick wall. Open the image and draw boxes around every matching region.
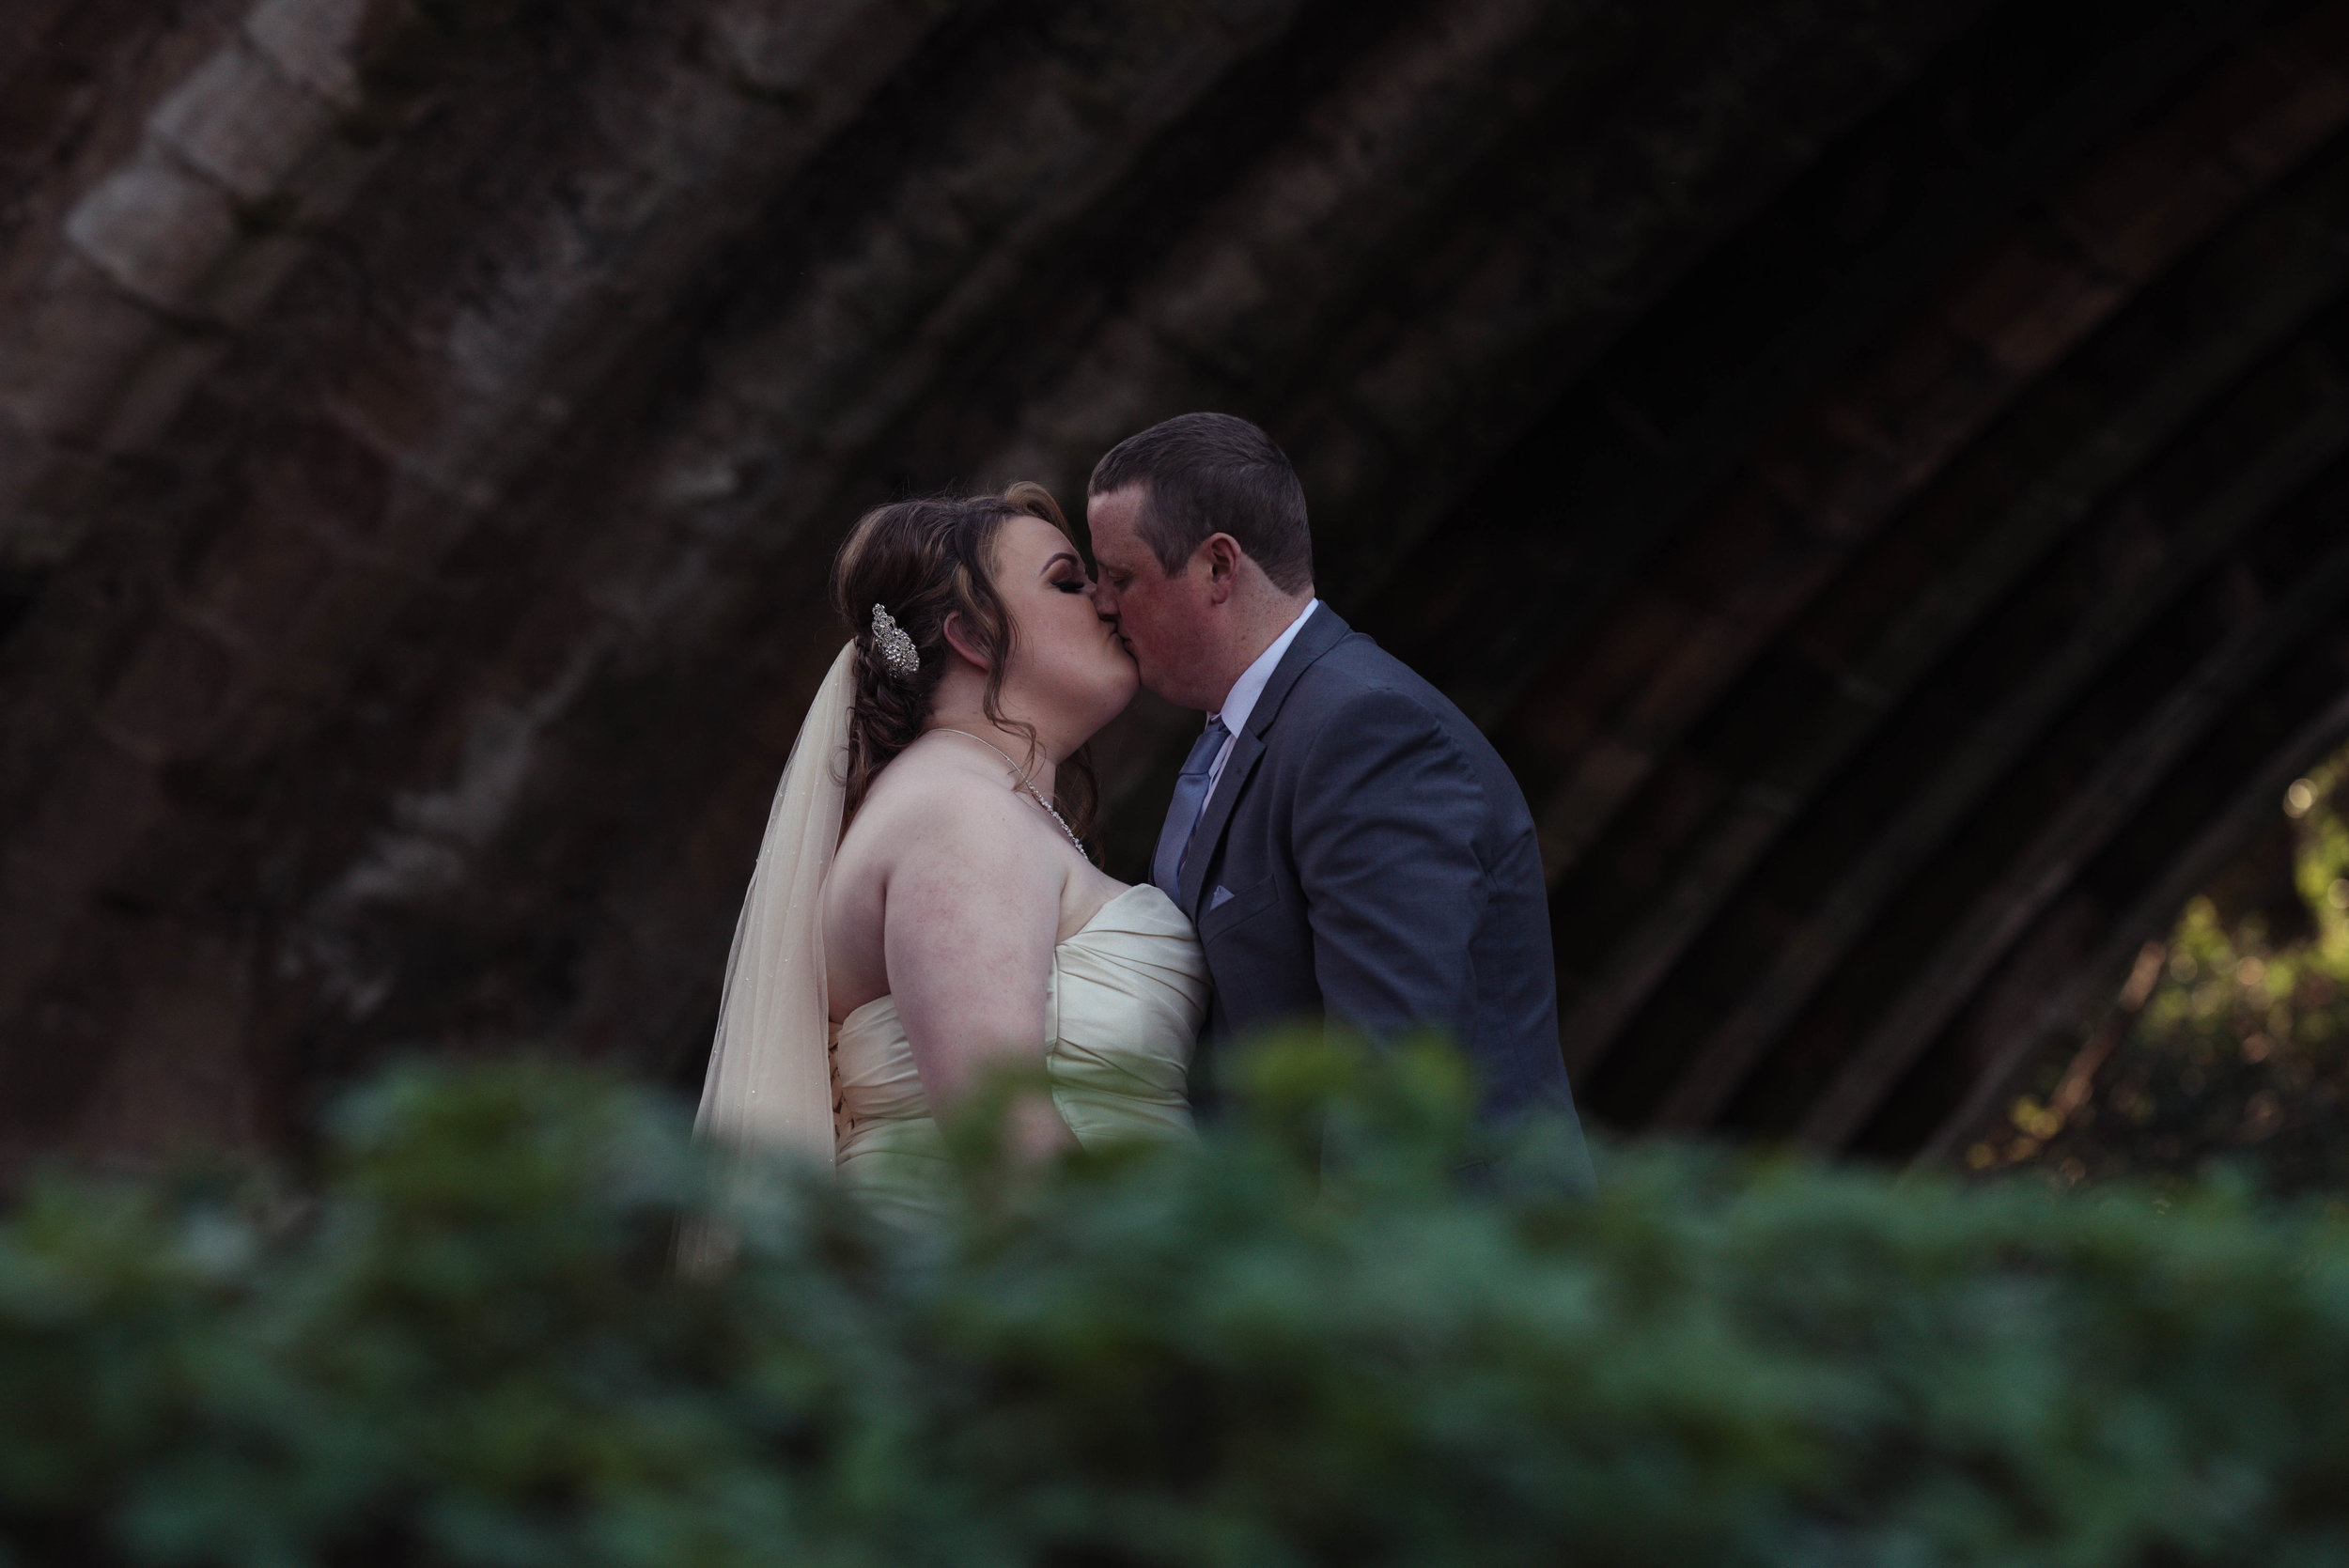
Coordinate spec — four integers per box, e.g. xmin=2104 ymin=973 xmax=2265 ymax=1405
xmin=3 ymin=0 xmax=2345 ymax=1169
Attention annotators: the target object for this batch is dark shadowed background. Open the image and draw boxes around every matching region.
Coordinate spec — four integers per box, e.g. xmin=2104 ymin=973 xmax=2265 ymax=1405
xmin=7 ymin=0 xmax=2349 ymax=1173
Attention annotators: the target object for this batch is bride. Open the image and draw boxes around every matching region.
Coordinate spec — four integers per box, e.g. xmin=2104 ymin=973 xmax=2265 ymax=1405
xmin=695 ymin=482 xmax=1208 ymax=1222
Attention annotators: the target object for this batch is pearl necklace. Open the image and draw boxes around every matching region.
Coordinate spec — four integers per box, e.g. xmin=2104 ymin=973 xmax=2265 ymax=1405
xmin=933 ymin=729 xmax=1086 ymax=856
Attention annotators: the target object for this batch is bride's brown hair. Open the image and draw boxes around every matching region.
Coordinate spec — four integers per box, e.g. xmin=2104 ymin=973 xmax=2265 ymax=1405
xmin=831 ymin=481 xmax=1098 ymax=846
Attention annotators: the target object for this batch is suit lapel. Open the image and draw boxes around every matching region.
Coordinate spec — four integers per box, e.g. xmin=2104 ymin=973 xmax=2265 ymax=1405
xmin=1178 ymin=606 xmax=1353 ymax=921
xmin=1243 ymin=604 xmax=1348 ymax=739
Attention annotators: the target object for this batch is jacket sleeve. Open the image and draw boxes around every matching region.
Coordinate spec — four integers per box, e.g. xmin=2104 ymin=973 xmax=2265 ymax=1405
xmin=1289 ymin=687 xmax=1489 ymax=1044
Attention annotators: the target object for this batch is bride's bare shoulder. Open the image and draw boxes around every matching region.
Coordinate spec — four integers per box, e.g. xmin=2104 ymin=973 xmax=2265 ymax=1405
xmin=847 ymin=746 xmax=1034 ymax=859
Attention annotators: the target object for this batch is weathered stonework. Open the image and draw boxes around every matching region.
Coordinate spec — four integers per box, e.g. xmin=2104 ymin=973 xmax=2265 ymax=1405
xmin=4 ymin=0 xmax=2348 ymax=1169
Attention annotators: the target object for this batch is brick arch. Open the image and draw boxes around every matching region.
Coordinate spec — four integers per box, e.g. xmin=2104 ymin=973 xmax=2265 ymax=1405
xmin=1 ymin=0 xmax=2344 ymax=1163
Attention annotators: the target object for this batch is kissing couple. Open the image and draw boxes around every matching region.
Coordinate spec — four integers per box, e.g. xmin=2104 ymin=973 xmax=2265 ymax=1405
xmin=698 ymin=413 xmax=1593 ymax=1220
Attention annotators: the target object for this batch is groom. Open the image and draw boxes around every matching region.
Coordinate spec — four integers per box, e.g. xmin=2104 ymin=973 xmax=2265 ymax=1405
xmin=1087 ymin=412 xmax=1591 ymax=1181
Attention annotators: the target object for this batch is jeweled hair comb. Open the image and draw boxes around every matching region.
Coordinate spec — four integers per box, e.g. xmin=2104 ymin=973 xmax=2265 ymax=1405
xmin=870 ymin=603 xmax=919 ymax=678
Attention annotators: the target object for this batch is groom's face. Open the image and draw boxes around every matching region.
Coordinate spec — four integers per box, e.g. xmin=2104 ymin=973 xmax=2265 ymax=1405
xmin=1086 ymin=486 xmax=1220 ymax=711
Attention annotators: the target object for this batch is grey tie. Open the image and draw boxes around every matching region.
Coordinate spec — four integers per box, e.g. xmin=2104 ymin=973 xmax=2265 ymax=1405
xmin=1152 ymin=717 xmax=1230 ymax=901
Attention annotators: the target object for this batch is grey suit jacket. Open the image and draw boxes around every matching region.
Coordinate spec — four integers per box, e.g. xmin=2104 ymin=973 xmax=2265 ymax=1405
xmin=1174 ymin=607 xmax=1592 ymax=1179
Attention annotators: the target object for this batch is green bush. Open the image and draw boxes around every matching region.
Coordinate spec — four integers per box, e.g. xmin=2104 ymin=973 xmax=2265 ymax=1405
xmin=6 ymin=1039 xmax=2349 ymax=1567
xmin=1988 ymin=748 xmax=2349 ymax=1193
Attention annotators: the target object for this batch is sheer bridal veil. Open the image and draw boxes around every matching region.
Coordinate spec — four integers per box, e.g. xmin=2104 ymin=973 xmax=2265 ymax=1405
xmin=696 ymin=642 xmax=855 ymax=1169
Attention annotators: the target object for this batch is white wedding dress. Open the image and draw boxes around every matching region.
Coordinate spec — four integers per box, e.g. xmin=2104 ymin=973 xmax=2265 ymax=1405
xmin=696 ymin=644 xmax=1207 ymax=1223
xmin=831 ymin=882 xmax=1207 ymax=1225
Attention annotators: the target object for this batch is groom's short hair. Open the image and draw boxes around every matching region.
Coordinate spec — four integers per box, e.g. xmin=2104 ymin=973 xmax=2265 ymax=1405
xmin=1088 ymin=413 xmax=1313 ymax=592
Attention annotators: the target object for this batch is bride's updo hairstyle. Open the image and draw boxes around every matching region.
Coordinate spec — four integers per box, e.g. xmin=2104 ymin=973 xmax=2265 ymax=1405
xmin=831 ymin=480 xmax=1098 ymax=841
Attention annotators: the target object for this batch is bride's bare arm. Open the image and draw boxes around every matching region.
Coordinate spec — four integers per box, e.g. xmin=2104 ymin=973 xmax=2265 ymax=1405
xmin=879 ymin=779 xmax=1074 ymax=1154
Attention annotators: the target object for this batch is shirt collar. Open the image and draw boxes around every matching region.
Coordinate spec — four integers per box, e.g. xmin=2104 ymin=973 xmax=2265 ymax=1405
xmin=1210 ymin=599 xmax=1319 ymax=737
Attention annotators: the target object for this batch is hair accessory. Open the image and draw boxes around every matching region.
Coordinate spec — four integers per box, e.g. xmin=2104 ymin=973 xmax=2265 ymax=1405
xmin=869 ymin=603 xmax=919 ymax=678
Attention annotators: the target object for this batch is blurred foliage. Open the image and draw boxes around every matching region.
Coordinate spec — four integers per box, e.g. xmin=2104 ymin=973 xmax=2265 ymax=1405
xmin=8 ymin=1040 xmax=2349 ymax=1565
xmin=1977 ymin=743 xmax=2349 ymax=1195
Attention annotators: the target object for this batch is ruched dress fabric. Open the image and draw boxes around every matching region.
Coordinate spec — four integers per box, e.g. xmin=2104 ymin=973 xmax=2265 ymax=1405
xmin=830 ymin=883 xmax=1208 ymax=1226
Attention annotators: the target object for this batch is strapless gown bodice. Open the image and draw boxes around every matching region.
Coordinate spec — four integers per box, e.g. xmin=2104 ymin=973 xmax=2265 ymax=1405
xmin=830 ymin=883 xmax=1207 ymax=1223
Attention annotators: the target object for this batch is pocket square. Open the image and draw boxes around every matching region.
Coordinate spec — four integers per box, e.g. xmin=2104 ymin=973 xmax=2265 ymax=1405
xmin=1209 ymin=884 xmax=1237 ymax=910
